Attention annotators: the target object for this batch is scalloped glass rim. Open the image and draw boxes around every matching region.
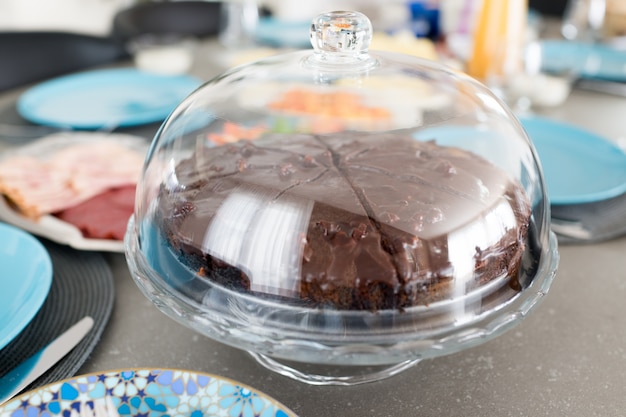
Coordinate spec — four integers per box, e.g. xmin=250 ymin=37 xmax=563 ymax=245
xmin=125 ymin=215 xmax=559 ymax=371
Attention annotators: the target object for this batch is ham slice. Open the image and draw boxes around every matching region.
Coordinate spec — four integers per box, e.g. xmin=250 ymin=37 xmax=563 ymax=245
xmin=0 ymin=140 xmax=144 ymax=219
xmin=0 ymin=155 xmax=77 ymax=217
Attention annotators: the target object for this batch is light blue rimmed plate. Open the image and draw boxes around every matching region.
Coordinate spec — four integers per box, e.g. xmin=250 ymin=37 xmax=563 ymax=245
xmin=539 ymin=40 xmax=626 ymax=82
xmin=16 ymin=68 xmax=202 ymax=130
xmin=414 ymin=118 xmax=626 ymax=205
xmin=519 ymin=116 xmax=626 ymax=205
xmin=254 ymin=18 xmax=311 ymax=48
xmin=0 ymin=222 xmax=53 ymax=350
xmin=0 ymin=368 xmax=297 ymax=417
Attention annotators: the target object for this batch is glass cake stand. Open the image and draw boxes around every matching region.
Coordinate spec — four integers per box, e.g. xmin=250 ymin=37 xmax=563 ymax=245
xmin=125 ymin=11 xmax=560 ymax=385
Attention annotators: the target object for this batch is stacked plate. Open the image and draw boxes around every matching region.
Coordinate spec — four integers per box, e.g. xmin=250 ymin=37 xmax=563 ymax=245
xmin=520 ymin=116 xmax=626 ymax=243
xmin=414 ymin=115 xmax=626 ymax=244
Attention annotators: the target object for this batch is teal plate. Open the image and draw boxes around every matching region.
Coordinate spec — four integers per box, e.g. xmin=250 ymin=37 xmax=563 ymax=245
xmin=254 ymin=18 xmax=311 ymax=48
xmin=17 ymin=68 xmax=202 ymax=130
xmin=0 ymin=222 xmax=52 ymax=350
xmin=520 ymin=116 xmax=626 ymax=205
xmin=539 ymin=40 xmax=626 ymax=82
xmin=414 ymin=117 xmax=626 ymax=205
xmin=0 ymin=368 xmax=297 ymax=417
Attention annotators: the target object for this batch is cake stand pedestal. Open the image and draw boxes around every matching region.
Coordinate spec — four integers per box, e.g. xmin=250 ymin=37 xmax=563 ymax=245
xmin=248 ymin=352 xmax=422 ymax=386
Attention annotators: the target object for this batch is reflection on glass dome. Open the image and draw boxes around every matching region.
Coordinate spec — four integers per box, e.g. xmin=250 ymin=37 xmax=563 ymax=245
xmin=125 ymin=10 xmax=558 ymax=385
xmin=202 ymin=185 xmax=313 ymax=298
xmin=150 ymin=129 xmax=533 ymax=311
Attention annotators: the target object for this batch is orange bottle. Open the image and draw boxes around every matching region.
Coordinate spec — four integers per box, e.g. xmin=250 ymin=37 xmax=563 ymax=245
xmin=467 ymin=0 xmax=527 ymax=82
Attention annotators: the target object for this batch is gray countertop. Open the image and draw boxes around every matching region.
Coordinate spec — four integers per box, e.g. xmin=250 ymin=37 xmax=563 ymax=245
xmin=93 ymin=236 xmax=626 ymax=416
xmin=89 ymin=88 xmax=626 ymax=416
xmin=2 ymin=41 xmax=626 ymax=416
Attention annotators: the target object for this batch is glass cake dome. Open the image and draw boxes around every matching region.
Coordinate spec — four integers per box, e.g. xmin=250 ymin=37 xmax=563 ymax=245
xmin=125 ymin=11 xmax=559 ymax=385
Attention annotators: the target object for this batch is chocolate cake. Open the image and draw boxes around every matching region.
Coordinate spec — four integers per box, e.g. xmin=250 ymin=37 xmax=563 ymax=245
xmin=155 ymin=131 xmax=531 ymax=311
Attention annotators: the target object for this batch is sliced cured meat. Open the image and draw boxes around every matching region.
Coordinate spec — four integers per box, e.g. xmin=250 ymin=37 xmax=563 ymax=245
xmin=51 ymin=141 xmax=144 ymax=194
xmin=0 ymin=140 xmax=144 ymax=218
xmin=54 ymin=185 xmax=136 ymax=240
xmin=0 ymin=155 xmax=76 ymax=217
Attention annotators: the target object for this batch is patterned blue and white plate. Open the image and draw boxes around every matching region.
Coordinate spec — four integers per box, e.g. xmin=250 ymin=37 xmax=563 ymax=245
xmin=0 ymin=368 xmax=297 ymax=417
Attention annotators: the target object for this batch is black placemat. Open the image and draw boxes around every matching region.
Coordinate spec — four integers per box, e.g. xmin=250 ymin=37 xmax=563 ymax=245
xmin=0 ymin=238 xmax=114 ymax=391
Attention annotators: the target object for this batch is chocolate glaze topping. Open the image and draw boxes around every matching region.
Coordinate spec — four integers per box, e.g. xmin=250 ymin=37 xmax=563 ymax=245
xmin=158 ymin=132 xmax=531 ymax=310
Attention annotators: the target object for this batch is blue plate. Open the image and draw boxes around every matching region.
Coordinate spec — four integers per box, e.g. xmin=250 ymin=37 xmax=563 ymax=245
xmin=414 ymin=117 xmax=626 ymax=205
xmin=17 ymin=68 xmax=202 ymax=130
xmin=0 ymin=368 xmax=297 ymax=417
xmin=520 ymin=116 xmax=626 ymax=204
xmin=539 ymin=40 xmax=626 ymax=82
xmin=0 ymin=222 xmax=53 ymax=350
xmin=254 ymin=18 xmax=311 ymax=48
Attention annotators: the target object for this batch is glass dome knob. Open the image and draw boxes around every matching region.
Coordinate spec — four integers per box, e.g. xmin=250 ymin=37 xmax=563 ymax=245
xmin=308 ymin=11 xmax=375 ymax=68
